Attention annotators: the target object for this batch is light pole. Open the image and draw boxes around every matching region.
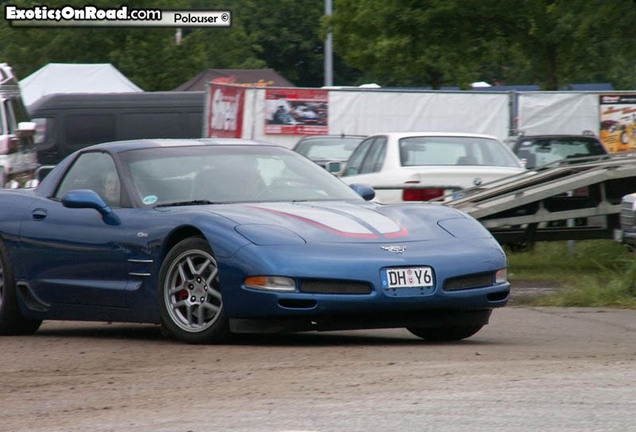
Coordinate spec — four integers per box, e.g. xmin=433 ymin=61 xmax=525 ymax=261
xmin=324 ymin=0 xmax=333 ymax=87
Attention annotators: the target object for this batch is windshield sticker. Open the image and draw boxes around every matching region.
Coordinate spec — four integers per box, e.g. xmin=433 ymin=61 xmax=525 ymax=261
xmin=143 ymin=195 xmax=158 ymax=205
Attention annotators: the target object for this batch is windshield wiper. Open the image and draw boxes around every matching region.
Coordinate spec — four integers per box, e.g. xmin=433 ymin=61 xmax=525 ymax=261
xmin=155 ymin=200 xmax=222 ymax=207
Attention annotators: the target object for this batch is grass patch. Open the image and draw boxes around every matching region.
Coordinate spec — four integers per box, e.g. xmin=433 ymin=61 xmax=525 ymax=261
xmin=506 ymin=240 xmax=636 ymax=308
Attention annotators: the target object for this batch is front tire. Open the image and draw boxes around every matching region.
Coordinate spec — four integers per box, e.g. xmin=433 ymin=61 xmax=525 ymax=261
xmin=407 ymin=325 xmax=483 ymax=342
xmin=0 ymin=239 xmax=42 ymax=335
xmin=158 ymin=237 xmax=230 ymax=344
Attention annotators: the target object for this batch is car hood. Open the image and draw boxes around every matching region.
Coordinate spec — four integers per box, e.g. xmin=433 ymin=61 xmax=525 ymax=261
xmin=200 ymin=201 xmax=491 ymax=244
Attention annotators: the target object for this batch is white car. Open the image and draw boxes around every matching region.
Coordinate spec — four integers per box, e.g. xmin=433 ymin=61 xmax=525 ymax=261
xmin=340 ymin=132 xmax=525 ymax=203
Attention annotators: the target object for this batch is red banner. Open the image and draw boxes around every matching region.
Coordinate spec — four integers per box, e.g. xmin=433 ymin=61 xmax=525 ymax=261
xmin=206 ymin=83 xmax=245 ymax=138
xmin=265 ymin=88 xmax=328 ymax=135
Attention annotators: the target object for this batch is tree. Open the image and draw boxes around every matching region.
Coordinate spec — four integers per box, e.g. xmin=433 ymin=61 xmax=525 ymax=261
xmin=328 ymin=0 xmax=636 ymax=90
xmin=2 ymin=0 xmax=634 ymax=90
xmin=328 ymin=0 xmax=484 ymax=88
xmin=482 ymin=0 xmax=636 ymax=90
xmin=0 ymin=0 xmax=266 ymax=90
xmin=236 ymin=0 xmax=361 ymax=86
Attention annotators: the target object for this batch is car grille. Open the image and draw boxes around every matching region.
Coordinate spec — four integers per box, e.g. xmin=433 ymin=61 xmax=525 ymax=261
xmin=299 ymin=279 xmax=372 ymax=294
xmin=443 ymin=273 xmax=494 ymax=291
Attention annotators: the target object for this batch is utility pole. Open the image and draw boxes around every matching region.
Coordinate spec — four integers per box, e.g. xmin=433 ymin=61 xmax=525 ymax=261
xmin=324 ymin=0 xmax=333 ymax=87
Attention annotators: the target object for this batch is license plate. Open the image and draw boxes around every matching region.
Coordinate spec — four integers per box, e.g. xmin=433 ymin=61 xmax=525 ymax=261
xmin=381 ymin=266 xmax=434 ymax=289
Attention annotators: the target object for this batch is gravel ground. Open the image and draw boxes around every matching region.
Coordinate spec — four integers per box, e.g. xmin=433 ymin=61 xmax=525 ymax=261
xmin=1 ymin=303 xmax=635 ymax=432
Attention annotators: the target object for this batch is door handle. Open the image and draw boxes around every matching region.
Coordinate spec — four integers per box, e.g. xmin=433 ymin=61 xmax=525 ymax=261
xmin=32 ymin=209 xmax=48 ymax=220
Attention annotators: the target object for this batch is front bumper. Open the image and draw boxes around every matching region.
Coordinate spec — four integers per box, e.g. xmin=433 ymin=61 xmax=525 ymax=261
xmin=229 ymin=308 xmax=494 ymax=334
xmin=219 ymin=238 xmax=510 ymax=323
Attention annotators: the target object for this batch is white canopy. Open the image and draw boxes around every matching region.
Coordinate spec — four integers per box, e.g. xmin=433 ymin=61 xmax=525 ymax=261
xmin=19 ymin=63 xmax=142 ymax=106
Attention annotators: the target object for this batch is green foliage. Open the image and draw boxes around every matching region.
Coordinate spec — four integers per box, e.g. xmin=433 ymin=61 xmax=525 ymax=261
xmin=507 ymin=240 xmax=632 ymax=276
xmin=329 ymin=0 xmax=636 ymax=89
xmin=533 ymin=271 xmax=636 ymax=308
xmin=237 ymin=0 xmax=324 ymax=86
xmin=328 ymin=0 xmax=478 ymax=88
xmin=235 ymin=0 xmax=360 ymax=86
xmin=507 ymin=241 xmax=636 ymax=308
xmin=1 ymin=1 xmax=635 ymax=91
xmin=0 ymin=0 xmax=267 ymax=90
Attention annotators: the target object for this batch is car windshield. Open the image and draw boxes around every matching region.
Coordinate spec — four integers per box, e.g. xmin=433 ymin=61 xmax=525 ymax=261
xmin=514 ymin=137 xmax=606 ymax=169
xmin=120 ymin=145 xmax=363 ymax=206
xmin=399 ymin=136 xmax=521 ymax=167
xmin=295 ymin=137 xmax=363 ymax=161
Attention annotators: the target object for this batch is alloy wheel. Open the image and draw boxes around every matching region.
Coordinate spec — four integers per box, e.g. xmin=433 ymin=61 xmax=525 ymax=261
xmin=163 ymin=249 xmax=222 ymax=333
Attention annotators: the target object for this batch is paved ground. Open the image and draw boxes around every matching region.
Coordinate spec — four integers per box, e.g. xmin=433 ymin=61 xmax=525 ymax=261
xmin=1 ymin=304 xmax=635 ymax=432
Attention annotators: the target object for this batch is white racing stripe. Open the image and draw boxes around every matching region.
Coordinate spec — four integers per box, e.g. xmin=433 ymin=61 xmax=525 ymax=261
xmin=253 ymin=203 xmax=374 ymax=236
xmin=322 ymin=204 xmax=404 ymax=235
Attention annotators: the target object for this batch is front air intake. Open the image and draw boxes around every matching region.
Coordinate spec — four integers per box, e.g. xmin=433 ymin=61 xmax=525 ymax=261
xmin=443 ymin=273 xmax=494 ymax=291
xmin=299 ymin=279 xmax=372 ymax=294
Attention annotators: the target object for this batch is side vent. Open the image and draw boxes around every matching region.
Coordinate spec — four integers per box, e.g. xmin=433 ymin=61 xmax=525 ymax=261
xmin=16 ymin=282 xmax=51 ymax=312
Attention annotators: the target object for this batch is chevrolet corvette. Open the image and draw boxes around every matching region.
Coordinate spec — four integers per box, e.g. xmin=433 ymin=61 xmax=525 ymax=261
xmin=0 ymin=139 xmax=510 ymax=343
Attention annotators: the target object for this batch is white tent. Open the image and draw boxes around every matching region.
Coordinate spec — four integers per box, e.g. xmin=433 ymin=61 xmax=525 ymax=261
xmin=19 ymin=63 xmax=142 ymax=106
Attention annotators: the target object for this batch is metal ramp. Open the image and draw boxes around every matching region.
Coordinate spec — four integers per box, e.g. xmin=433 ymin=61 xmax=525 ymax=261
xmin=442 ymin=153 xmax=636 ymax=244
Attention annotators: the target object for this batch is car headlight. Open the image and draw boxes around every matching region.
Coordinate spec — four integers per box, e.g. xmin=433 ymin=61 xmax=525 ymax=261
xmin=495 ymin=268 xmax=508 ymax=284
xmin=244 ymin=276 xmax=296 ymax=292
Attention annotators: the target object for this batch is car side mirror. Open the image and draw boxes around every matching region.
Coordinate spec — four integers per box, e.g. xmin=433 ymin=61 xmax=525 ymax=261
xmin=16 ymin=121 xmax=36 ymax=138
xmin=349 ymin=183 xmax=375 ymax=201
xmin=61 ymin=189 xmax=120 ymax=225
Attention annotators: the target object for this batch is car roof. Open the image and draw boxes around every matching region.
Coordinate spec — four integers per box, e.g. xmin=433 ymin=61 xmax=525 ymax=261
xmin=86 ymin=138 xmax=282 ymax=154
xmin=28 ymin=91 xmax=205 ymax=111
xmin=293 ymin=135 xmax=366 ymax=150
xmin=514 ymin=134 xmax=601 ymax=140
xmin=198 ymin=138 xmax=275 ymax=145
xmin=368 ymin=131 xmax=502 ymax=141
xmin=297 ymin=134 xmax=366 ymax=140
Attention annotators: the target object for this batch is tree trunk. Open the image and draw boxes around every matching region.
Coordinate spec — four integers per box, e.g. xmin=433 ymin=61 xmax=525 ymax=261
xmin=543 ymin=44 xmax=560 ymax=90
xmin=427 ymin=67 xmax=444 ymax=90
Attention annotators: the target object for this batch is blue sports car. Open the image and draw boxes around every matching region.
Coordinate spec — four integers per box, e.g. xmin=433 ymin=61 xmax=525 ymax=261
xmin=0 ymin=140 xmax=510 ymax=344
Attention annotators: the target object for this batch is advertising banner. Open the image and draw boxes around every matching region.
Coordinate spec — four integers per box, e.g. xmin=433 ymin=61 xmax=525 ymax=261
xmin=206 ymin=83 xmax=245 ymax=138
xmin=599 ymin=94 xmax=636 ymax=153
xmin=265 ymin=88 xmax=328 ymax=135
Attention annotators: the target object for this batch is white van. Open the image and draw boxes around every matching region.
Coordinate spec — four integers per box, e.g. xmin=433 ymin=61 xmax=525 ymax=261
xmin=0 ymin=63 xmax=37 ymax=188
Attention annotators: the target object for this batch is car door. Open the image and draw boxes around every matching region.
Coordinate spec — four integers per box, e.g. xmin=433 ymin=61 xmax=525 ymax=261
xmin=19 ymin=151 xmax=130 ymax=307
xmin=342 ymin=136 xmax=387 ymax=185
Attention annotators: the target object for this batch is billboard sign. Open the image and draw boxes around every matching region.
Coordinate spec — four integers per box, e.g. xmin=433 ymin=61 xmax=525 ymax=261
xmin=265 ymin=88 xmax=328 ymax=135
xmin=599 ymin=94 xmax=636 ymax=153
xmin=206 ymin=83 xmax=245 ymax=138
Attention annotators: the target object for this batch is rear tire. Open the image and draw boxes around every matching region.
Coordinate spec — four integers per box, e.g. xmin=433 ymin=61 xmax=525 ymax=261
xmin=158 ymin=237 xmax=230 ymax=344
xmin=0 ymin=239 xmax=42 ymax=335
xmin=407 ymin=325 xmax=483 ymax=342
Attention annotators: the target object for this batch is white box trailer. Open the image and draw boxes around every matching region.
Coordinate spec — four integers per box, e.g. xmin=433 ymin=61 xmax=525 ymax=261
xmin=203 ymin=82 xmax=512 ymax=148
xmin=0 ymin=63 xmax=37 ymax=188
